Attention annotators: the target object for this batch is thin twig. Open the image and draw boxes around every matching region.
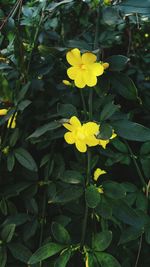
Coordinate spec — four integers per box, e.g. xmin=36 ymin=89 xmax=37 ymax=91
xmin=0 ymin=0 xmax=21 ymax=31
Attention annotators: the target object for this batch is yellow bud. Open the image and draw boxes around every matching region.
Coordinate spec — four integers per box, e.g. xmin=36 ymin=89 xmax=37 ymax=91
xmin=0 ymin=109 xmax=8 ymax=116
xmin=145 ymin=33 xmax=149 ymax=38
xmin=103 ymin=62 xmax=109 ymax=70
xmin=104 ymin=0 xmax=111 ymax=5
xmin=62 ymin=80 xmax=72 ymax=86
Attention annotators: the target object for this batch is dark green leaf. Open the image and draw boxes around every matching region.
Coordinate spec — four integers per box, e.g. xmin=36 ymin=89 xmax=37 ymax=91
xmin=51 ymin=222 xmax=71 ymax=244
xmin=28 ymin=242 xmax=65 ymax=264
xmin=119 ymin=226 xmax=143 ymax=244
xmin=0 ymin=246 xmax=7 ymax=267
xmin=61 ymin=170 xmax=84 ymax=184
xmin=1 ymin=224 xmax=16 ymax=243
xmin=103 ymin=181 xmax=126 ymax=199
xmin=111 ymin=120 xmax=150 ymax=141
xmin=107 ymin=55 xmax=129 ymax=71
xmin=95 ymin=252 xmax=121 ymax=267
xmin=14 ymin=148 xmax=37 ymax=171
xmin=85 ymin=185 xmax=100 ymax=208
xmin=54 ymin=249 xmax=71 ymax=267
xmin=28 ymin=121 xmax=61 ymax=139
xmin=8 ymin=243 xmax=32 ymax=263
xmin=100 ymin=102 xmax=119 ymax=122
xmin=57 ymin=103 xmax=77 ymax=118
xmin=92 ymin=231 xmax=112 ymax=251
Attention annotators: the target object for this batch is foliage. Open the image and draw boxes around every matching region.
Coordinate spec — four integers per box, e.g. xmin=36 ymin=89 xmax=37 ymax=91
xmin=0 ymin=0 xmax=150 ymax=266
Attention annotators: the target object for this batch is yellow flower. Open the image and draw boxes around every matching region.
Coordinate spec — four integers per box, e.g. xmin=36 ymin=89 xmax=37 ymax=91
xmin=0 ymin=109 xmax=17 ymax=129
xmin=103 ymin=0 xmax=111 ymax=5
xmin=63 ymin=116 xmax=99 ymax=153
xmin=93 ymin=168 xmax=106 ymax=181
xmin=66 ymin=48 xmax=104 ymax=88
xmin=98 ymin=130 xmax=117 ymax=149
xmin=62 ymin=80 xmax=72 ymax=86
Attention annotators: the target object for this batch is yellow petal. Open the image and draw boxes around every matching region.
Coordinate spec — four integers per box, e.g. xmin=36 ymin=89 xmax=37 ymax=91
xmin=83 ymin=122 xmax=99 ymax=135
xmin=90 ymin=63 xmax=104 ymax=76
xmin=64 ymin=132 xmax=75 ymax=144
xmin=67 ymin=66 xmax=79 ymax=80
xmin=86 ymin=136 xmax=99 ymax=146
xmin=99 ymin=139 xmax=109 ymax=149
xmin=110 ymin=131 xmax=117 ymax=139
xmin=63 ymin=123 xmax=73 ymax=131
xmin=103 ymin=62 xmax=109 ymax=70
xmin=70 ymin=116 xmax=81 ymax=128
xmin=66 ymin=48 xmax=82 ymax=66
xmin=97 ymin=187 xmax=104 ymax=194
xmin=82 ymin=52 xmax=97 ymax=64
xmin=0 ymin=109 xmax=8 ymax=115
xmin=83 ymin=71 xmax=97 ymax=87
xmin=74 ymin=71 xmax=86 ymax=88
xmin=94 ymin=168 xmax=106 ymax=181
xmin=75 ymin=140 xmax=87 ymax=153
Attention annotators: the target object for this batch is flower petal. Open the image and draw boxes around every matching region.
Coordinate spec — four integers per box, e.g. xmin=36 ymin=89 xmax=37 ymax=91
xmin=82 ymin=52 xmax=97 ymax=64
xmin=83 ymin=71 xmax=97 ymax=87
xmin=99 ymin=139 xmax=109 ymax=149
xmin=75 ymin=140 xmax=87 ymax=153
xmin=74 ymin=71 xmax=86 ymax=88
xmin=67 ymin=66 xmax=79 ymax=80
xmin=63 ymin=123 xmax=73 ymax=131
xmin=70 ymin=116 xmax=81 ymax=128
xmin=66 ymin=48 xmax=82 ymax=66
xmin=94 ymin=168 xmax=106 ymax=181
xmin=89 ymin=63 xmax=104 ymax=76
xmin=86 ymin=136 xmax=99 ymax=146
xmin=64 ymin=132 xmax=75 ymax=144
xmin=83 ymin=122 xmax=99 ymax=135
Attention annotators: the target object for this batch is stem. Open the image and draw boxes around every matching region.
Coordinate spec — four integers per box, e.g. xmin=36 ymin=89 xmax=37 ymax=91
xmin=88 ymin=90 xmax=93 ymax=121
xmin=124 ymin=141 xmax=146 ymax=187
xmin=80 ymin=149 xmax=91 ymax=248
xmin=27 ymin=1 xmax=47 ymax=74
xmin=80 ymin=89 xmax=87 ymax=120
xmin=134 ymin=234 xmax=143 ymax=267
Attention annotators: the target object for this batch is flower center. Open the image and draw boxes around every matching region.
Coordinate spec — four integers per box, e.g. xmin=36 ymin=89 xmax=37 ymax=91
xmin=80 ymin=64 xmax=86 ymax=70
xmin=77 ymin=131 xmax=85 ymax=140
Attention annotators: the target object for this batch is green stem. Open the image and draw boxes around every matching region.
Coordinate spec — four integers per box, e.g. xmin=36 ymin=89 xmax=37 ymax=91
xmin=80 ymin=89 xmax=87 ymax=120
xmin=80 ymin=149 xmax=91 ymax=248
xmin=88 ymin=90 xmax=93 ymax=120
xmin=125 ymin=141 xmax=146 ymax=187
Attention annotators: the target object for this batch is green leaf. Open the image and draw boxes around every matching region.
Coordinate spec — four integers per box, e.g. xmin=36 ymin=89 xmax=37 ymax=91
xmin=50 ymin=185 xmax=83 ymax=204
xmin=140 ymin=157 xmax=150 ymax=178
xmin=28 ymin=121 xmax=61 ymax=139
xmin=119 ymin=226 xmax=143 ymax=244
xmin=111 ymin=73 xmax=138 ymax=100
xmin=18 ymin=99 xmax=31 ymax=111
xmin=107 ymin=55 xmax=129 ymax=71
xmin=92 ymin=231 xmax=112 ymax=251
xmin=103 ymin=181 xmax=126 ymax=199
xmin=111 ymin=120 xmax=150 ymax=141
xmin=60 ymin=170 xmax=84 ymax=184
xmin=57 ymin=103 xmax=77 ymax=118
xmin=117 ymin=0 xmax=150 ymax=15
xmin=95 ymin=252 xmax=121 ymax=267
xmin=0 ymin=247 xmax=7 ymax=267
xmin=54 ymin=249 xmax=71 ymax=267
xmin=140 ymin=141 xmax=150 ymax=155
xmin=145 ymin=226 xmax=150 ymax=244
xmin=51 ymin=222 xmax=71 ymax=244
xmin=8 ymin=243 xmax=32 ymax=263
xmin=86 ymin=252 xmax=99 ymax=267
xmin=100 ymin=102 xmax=119 ymax=122
xmin=1 ymin=224 xmax=16 ymax=243
xmin=97 ymin=123 xmax=113 ymax=140
xmin=28 ymin=242 xmax=65 ymax=264
xmin=102 ymin=7 xmax=119 ymax=26
xmin=7 ymin=153 xmax=15 ymax=172
xmin=85 ymin=185 xmax=100 ymax=208
xmin=14 ymin=148 xmax=38 ymax=171
xmin=111 ymin=139 xmax=128 ymax=153
xmin=136 ymin=192 xmax=148 ymax=211
xmin=2 ymin=213 xmax=29 ymax=226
